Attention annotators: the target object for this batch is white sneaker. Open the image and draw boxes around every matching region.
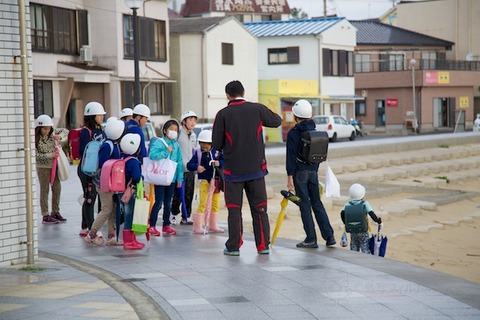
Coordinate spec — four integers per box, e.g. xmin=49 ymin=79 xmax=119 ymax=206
xmin=170 ymin=215 xmax=179 ymax=225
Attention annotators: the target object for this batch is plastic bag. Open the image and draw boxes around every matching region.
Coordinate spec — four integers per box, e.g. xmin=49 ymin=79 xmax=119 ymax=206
xmin=325 ymin=163 xmax=340 ymax=198
xmin=132 ymin=180 xmax=150 ymax=235
xmin=341 ymin=231 xmax=348 ymax=247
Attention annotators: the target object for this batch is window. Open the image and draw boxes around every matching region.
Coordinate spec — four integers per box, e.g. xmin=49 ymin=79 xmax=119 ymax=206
xmin=30 ymin=3 xmax=87 ymax=54
xmin=355 ymin=101 xmax=366 ymax=116
xmin=33 ymin=80 xmax=53 ymax=118
xmin=355 ymin=54 xmax=371 ymax=72
xmin=122 ymin=82 xmax=169 ymax=115
xmin=222 ymin=43 xmax=234 ymax=65
xmin=323 ymin=48 xmax=354 ymax=76
xmin=123 ymin=15 xmax=167 ymax=62
xmin=380 ymin=53 xmax=404 ymax=71
xmin=268 ymin=47 xmax=299 ymax=64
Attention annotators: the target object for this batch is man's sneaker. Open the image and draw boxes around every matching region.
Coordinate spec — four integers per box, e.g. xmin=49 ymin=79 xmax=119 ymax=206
xmin=170 ymin=215 xmax=179 ymax=225
xmin=180 ymin=217 xmax=193 ymax=225
xmin=296 ymin=241 xmax=319 ymax=248
xmin=42 ymin=215 xmax=59 ymax=225
xmin=148 ymin=226 xmax=161 ymax=236
xmin=223 ymin=248 xmax=240 ymax=256
xmin=79 ymin=228 xmax=89 ymax=237
xmin=326 ymin=238 xmax=337 ymax=248
xmin=258 ymin=246 xmax=270 ymax=255
xmin=106 ymin=236 xmax=123 ymax=246
xmin=84 ymin=232 xmax=105 ymax=246
xmin=51 ymin=212 xmax=67 ymax=222
xmin=162 ymin=225 xmax=177 ymax=235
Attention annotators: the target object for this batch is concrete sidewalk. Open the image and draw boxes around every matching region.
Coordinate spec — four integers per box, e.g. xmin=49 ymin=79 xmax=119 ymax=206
xmin=1 ymin=132 xmax=480 ymax=320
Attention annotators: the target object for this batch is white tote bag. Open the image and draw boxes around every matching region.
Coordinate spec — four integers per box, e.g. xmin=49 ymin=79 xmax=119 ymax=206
xmin=57 ymin=147 xmax=70 ymax=181
xmin=324 ymin=163 xmax=340 ymax=198
xmin=142 ymin=138 xmax=177 ymax=186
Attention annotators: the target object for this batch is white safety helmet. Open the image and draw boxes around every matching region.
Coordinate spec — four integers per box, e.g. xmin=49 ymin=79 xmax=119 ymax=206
xmin=105 ymin=119 xmax=125 ymax=141
xmin=133 ymin=104 xmax=150 ymax=118
xmin=292 ymin=99 xmax=312 ymax=118
xmin=35 ymin=114 xmax=54 ymax=127
xmin=120 ymin=133 xmax=141 ymax=155
xmin=84 ymin=102 xmax=106 ymax=116
xmin=197 ymin=129 xmax=212 ymax=143
xmin=120 ymin=108 xmax=134 ymax=119
xmin=180 ymin=110 xmax=198 ymax=123
xmin=349 ymin=183 xmax=366 ymax=201
xmin=106 ymin=116 xmax=117 ymax=123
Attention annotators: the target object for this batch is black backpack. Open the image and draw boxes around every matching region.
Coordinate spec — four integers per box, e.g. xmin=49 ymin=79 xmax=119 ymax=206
xmin=297 ymin=130 xmax=329 ymax=164
xmin=344 ymin=201 xmax=368 ymax=233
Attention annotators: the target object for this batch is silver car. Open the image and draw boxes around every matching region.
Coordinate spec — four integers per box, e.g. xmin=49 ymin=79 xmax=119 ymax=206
xmin=312 ymin=115 xmax=356 ymax=142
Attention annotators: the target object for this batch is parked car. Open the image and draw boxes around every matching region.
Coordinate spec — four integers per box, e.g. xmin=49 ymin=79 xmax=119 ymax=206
xmin=312 ymin=115 xmax=356 ymax=142
xmin=142 ymin=120 xmax=157 ymax=148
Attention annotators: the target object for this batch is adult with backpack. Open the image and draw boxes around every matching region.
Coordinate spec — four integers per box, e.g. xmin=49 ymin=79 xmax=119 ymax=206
xmin=125 ymin=103 xmax=151 ymax=160
xmin=340 ymin=183 xmax=382 ymax=254
xmin=286 ymin=99 xmax=336 ymax=249
xmin=77 ymin=101 xmax=106 ymax=236
xmin=84 ymin=119 xmax=125 ymax=246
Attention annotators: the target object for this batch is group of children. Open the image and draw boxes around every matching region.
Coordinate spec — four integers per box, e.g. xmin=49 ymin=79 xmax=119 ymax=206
xmin=35 ymin=104 xmax=225 ymax=251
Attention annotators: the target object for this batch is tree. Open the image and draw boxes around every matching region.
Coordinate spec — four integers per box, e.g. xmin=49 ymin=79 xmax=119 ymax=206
xmin=290 ymin=7 xmax=309 ymax=20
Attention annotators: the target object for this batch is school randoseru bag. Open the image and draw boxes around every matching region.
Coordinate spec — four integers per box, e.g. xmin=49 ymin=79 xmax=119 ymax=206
xmin=81 ymin=140 xmax=102 ymax=176
xmin=344 ymin=201 xmax=368 ymax=233
xmin=297 ymin=130 xmax=329 ymax=164
xmin=100 ymin=156 xmax=134 ymax=193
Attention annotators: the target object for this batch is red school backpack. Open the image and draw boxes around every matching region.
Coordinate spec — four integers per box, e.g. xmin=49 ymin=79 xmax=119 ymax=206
xmin=100 ymin=156 xmax=134 ymax=193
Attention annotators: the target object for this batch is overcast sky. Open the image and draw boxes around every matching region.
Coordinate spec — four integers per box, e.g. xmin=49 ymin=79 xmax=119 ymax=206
xmin=288 ymin=0 xmax=396 ymax=20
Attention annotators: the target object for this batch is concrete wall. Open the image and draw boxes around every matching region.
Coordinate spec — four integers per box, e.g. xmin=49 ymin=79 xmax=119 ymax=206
xmin=0 ymin=0 xmax=37 ymax=265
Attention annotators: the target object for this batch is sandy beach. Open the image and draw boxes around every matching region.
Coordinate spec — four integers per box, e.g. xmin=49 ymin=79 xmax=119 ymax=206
xmin=216 ymin=179 xmax=480 ymax=285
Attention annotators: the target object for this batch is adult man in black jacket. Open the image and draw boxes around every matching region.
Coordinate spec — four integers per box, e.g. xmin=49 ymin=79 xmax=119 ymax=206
xmin=212 ymin=80 xmax=282 ymax=256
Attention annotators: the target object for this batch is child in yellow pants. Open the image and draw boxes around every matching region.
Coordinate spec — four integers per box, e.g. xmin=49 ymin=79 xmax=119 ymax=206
xmin=186 ymin=130 xmax=224 ymax=234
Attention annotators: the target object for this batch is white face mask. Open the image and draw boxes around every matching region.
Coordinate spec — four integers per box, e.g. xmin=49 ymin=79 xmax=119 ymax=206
xmin=167 ymin=130 xmax=178 ymax=140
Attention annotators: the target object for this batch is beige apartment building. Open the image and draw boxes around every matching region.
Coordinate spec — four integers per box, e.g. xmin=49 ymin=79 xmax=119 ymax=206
xmin=379 ymin=0 xmax=480 ymax=129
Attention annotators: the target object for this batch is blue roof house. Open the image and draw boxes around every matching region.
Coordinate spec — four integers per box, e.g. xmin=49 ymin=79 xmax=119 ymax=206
xmin=244 ymin=18 xmax=358 ymax=141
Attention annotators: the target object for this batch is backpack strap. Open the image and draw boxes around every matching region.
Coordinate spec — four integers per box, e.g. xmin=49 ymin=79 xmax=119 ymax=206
xmin=106 ymin=140 xmax=114 ymax=157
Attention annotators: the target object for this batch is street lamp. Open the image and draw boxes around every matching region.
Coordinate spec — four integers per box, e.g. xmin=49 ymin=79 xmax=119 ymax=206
xmin=409 ymin=58 xmax=417 ymax=133
xmin=125 ymin=0 xmax=144 ymax=105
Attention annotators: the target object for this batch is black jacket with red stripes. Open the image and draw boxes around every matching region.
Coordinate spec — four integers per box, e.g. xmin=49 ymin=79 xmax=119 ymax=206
xmin=212 ymin=99 xmax=282 ymax=182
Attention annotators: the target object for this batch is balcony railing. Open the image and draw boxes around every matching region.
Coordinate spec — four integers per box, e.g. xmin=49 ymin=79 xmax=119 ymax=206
xmin=355 ymin=59 xmax=480 ymax=73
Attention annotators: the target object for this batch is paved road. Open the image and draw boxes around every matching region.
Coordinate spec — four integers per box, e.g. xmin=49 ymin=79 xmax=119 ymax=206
xmin=1 ymin=132 xmax=479 ymax=320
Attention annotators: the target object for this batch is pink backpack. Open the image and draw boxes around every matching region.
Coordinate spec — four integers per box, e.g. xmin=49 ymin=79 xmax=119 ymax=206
xmin=100 ymin=156 xmax=133 ymax=193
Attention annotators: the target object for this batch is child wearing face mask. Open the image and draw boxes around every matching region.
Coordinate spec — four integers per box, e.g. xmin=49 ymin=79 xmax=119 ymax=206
xmin=148 ymin=119 xmax=184 ymax=236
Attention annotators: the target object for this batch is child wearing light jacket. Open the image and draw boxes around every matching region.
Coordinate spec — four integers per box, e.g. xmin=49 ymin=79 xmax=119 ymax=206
xmin=148 ymin=119 xmax=184 ymax=236
xmin=35 ymin=115 xmax=69 ymax=224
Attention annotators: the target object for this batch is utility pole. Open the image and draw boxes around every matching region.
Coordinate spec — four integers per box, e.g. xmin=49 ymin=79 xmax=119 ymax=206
xmin=324 ymin=0 xmax=327 ymax=17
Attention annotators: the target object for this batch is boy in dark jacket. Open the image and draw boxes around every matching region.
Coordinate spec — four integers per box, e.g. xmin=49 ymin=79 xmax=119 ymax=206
xmin=286 ymin=99 xmax=336 ymax=248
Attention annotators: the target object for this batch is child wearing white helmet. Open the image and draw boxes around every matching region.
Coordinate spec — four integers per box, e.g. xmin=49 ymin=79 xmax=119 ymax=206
xmin=120 ymin=108 xmax=133 ymax=122
xmin=186 ymin=130 xmax=225 ymax=234
xmin=286 ymin=99 xmax=336 ymax=249
xmin=35 ymin=115 xmax=69 ymax=224
xmin=119 ymin=133 xmax=145 ymax=250
xmin=340 ymin=183 xmax=382 ymax=254
xmin=171 ymin=110 xmax=198 ymax=225
xmin=148 ymin=119 xmax=184 ymax=236
xmin=84 ymin=119 xmax=125 ymax=246
xmin=125 ymin=103 xmax=151 ymax=159
xmin=77 ymin=101 xmax=107 ymax=236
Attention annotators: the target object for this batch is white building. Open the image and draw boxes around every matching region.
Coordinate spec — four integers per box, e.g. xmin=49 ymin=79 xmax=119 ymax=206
xmin=31 ymin=0 xmax=171 ymax=130
xmin=243 ymin=18 xmax=357 ymax=141
xmin=169 ymin=16 xmax=258 ymax=122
